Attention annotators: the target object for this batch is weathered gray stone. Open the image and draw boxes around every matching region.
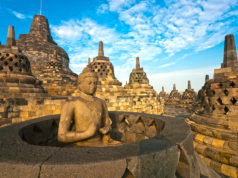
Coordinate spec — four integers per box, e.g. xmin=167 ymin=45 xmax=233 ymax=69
xmin=0 ymin=112 xmax=220 ymax=178
xmin=221 ymin=34 xmax=238 ymax=68
xmin=6 ymin=25 xmax=16 ymax=47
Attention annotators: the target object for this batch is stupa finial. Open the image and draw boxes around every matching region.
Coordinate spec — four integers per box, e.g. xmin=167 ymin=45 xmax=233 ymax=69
xmin=188 ymin=80 xmax=191 ymax=90
xmin=173 ymin=84 xmax=176 ymax=90
xmin=136 ymin=57 xmax=140 ymax=69
xmin=6 ymin=25 xmax=16 ymax=47
xmin=98 ymin=41 xmax=104 ymax=56
xmin=221 ymin=34 xmax=238 ymax=68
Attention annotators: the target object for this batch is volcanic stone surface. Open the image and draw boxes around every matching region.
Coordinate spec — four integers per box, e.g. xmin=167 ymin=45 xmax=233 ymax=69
xmin=0 ymin=112 xmax=220 ymax=178
xmin=159 ymin=86 xmax=169 ymax=102
xmin=91 ymin=41 xmax=122 ymax=85
xmin=187 ymin=34 xmax=238 ymax=177
xmin=0 ymin=26 xmax=66 ymax=126
xmin=124 ymin=57 xmax=163 ymax=114
xmin=88 ymin=42 xmax=164 ymax=115
xmin=179 ymin=80 xmax=197 ymax=110
xmin=166 ymin=84 xmax=182 ymax=105
xmin=16 ymin=15 xmax=78 ymax=96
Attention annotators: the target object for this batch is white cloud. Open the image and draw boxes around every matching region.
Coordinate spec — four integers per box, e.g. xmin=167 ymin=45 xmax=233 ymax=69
xmin=158 ymin=62 xmax=176 ymax=69
xmin=7 ymin=9 xmax=32 ymax=19
xmin=70 ymin=63 xmax=88 ymax=74
xmin=153 ymin=0 xmax=238 ymax=54
xmin=97 ymin=4 xmax=109 ymax=14
xmin=51 ymin=18 xmax=119 ymax=44
xmin=108 ymin=0 xmax=135 ymax=11
xmin=51 ymin=16 xmax=162 ymax=77
xmin=114 ymin=57 xmax=135 ymax=84
xmin=51 ymin=20 xmax=83 ymax=41
xmin=51 ymin=0 xmax=238 ymax=92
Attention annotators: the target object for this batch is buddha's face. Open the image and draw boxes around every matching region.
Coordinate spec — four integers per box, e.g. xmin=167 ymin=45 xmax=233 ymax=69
xmin=78 ymin=76 xmax=97 ymax=95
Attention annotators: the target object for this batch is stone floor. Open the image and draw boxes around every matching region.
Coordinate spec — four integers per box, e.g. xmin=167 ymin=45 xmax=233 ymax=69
xmin=163 ymin=105 xmax=192 ymax=119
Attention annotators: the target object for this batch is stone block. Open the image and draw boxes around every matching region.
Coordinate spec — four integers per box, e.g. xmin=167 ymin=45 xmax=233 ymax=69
xmin=211 ymin=139 xmax=224 ymax=149
xmin=221 ymin=164 xmax=238 ymax=178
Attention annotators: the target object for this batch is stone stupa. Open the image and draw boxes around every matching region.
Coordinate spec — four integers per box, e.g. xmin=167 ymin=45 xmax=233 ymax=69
xmin=37 ymin=50 xmax=77 ymax=96
xmin=0 ymin=26 xmax=64 ymax=125
xmin=159 ymin=86 xmax=169 ymax=102
xmin=90 ymin=41 xmax=124 ymax=102
xmin=166 ymin=84 xmax=182 ymax=105
xmin=187 ymin=34 xmax=238 ymax=177
xmin=91 ymin=41 xmax=122 ymax=85
xmin=124 ymin=57 xmax=164 ymax=114
xmin=180 ymin=80 xmax=197 ymax=110
xmin=16 ymin=15 xmax=77 ymax=96
xmin=88 ymin=44 xmax=164 ymax=115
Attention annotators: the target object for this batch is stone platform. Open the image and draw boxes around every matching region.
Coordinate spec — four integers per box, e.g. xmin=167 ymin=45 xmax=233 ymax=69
xmin=163 ymin=106 xmax=191 ymax=119
xmin=0 ymin=112 xmax=219 ymax=178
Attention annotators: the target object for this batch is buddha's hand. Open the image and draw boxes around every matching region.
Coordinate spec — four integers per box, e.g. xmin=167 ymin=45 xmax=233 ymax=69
xmin=99 ymin=125 xmax=111 ymax=135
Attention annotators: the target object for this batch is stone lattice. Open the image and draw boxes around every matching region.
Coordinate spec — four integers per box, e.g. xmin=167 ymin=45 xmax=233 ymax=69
xmin=87 ymin=42 xmax=164 ymax=115
xmin=16 ymin=15 xmax=78 ymax=96
xmin=187 ymin=34 xmax=238 ymax=177
xmin=123 ymin=57 xmax=163 ymax=114
xmin=37 ymin=50 xmax=77 ymax=96
xmin=0 ymin=26 xmax=65 ymax=126
xmin=90 ymin=41 xmax=125 ymax=105
xmin=128 ymin=57 xmax=149 ymax=84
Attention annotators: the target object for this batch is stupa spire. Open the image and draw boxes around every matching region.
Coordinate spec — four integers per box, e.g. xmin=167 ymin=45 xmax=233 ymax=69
xmin=98 ymin=41 xmax=104 ymax=56
xmin=6 ymin=25 xmax=16 ymax=47
xmin=136 ymin=57 xmax=140 ymax=69
xmin=29 ymin=15 xmax=56 ymax=44
xmin=188 ymin=80 xmax=191 ymax=90
xmin=173 ymin=84 xmax=176 ymax=90
xmin=221 ymin=34 xmax=238 ymax=68
xmin=205 ymin=75 xmax=209 ymax=83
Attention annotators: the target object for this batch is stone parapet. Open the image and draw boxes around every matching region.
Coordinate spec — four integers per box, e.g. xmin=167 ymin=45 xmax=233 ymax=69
xmin=0 ymin=112 xmax=221 ymax=178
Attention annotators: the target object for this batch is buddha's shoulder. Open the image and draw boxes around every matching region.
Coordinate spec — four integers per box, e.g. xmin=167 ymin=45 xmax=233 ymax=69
xmin=93 ymin=96 xmax=106 ymax=104
xmin=64 ymin=97 xmax=84 ymax=105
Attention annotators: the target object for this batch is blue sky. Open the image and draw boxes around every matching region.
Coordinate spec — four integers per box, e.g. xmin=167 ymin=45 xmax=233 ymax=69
xmin=0 ymin=0 xmax=238 ymax=92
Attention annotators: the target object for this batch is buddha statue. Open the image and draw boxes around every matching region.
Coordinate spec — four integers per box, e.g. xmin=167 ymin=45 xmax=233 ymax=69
xmin=58 ymin=64 xmax=118 ymax=146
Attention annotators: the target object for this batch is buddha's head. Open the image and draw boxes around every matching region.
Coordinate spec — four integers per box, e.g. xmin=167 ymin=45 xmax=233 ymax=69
xmin=78 ymin=64 xmax=98 ymax=95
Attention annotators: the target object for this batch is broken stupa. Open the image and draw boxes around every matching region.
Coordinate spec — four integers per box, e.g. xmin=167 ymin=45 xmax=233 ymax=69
xmin=187 ymin=34 xmax=238 ymax=177
xmin=16 ymin=15 xmax=78 ymax=96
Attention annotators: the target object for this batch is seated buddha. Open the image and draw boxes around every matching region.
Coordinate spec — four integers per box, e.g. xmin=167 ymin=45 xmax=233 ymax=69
xmin=57 ymin=64 xmax=118 ymax=146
